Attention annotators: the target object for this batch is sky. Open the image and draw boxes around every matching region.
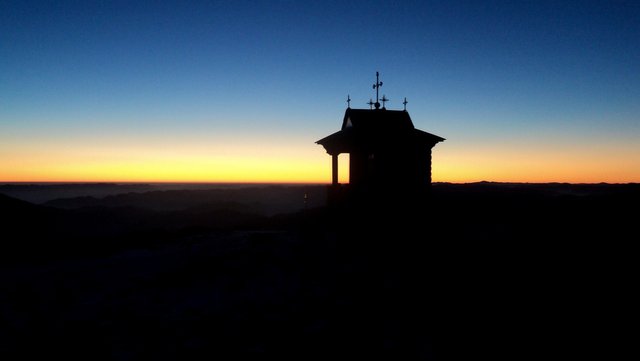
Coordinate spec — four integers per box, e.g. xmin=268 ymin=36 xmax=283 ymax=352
xmin=1 ymin=0 xmax=639 ymax=183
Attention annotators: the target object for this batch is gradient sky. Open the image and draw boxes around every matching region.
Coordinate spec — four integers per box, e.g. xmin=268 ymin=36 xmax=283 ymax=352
xmin=1 ymin=0 xmax=639 ymax=183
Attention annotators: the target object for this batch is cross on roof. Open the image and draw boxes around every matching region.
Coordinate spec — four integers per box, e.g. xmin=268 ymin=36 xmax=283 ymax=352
xmin=372 ymin=71 xmax=383 ymax=109
xmin=403 ymin=97 xmax=408 ymax=111
xmin=367 ymin=98 xmax=374 ymax=110
xmin=347 ymin=95 xmax=351 ymax=108
xmin=381 ymin=95 xmax=389 ymax=108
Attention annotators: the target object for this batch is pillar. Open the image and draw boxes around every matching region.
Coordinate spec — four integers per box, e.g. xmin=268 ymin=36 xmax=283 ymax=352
xmin=332 ymin=154 xmax=338 ymax=185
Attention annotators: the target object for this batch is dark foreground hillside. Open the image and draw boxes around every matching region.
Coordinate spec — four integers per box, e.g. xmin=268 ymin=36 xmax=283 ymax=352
xmin=0 ymin=183 xmax=636 ymax=359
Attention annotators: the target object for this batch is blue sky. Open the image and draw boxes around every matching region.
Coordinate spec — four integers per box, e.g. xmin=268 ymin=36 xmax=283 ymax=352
xmin=1 ymin=0 xmax=639 ymax=182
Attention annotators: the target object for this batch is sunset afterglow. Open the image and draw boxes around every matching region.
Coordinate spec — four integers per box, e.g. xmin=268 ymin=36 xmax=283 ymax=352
xmin=2 ymin=1 xmax=639 ymax=184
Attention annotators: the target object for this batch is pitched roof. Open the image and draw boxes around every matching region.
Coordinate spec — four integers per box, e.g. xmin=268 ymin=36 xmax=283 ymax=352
xmin=340 ymin=108 xmax=415 ymax=131
xmin=316 ymin=108 xmax=444 ymax=154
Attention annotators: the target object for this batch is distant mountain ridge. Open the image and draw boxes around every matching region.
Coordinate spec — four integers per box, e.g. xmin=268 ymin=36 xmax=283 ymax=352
xmin=43 ymin=186 xmax=327 ymax=215
xmin=0 ymin=183 xmax=156 ymax=203
xmin=0 ymin=191 xmax=270 ymax=265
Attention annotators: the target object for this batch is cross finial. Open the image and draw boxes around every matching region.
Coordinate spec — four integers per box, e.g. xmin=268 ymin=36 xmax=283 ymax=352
xmin=367 ymin=98 xmax=374 ymax=110
xmin=403 ymin=97 xmax=408 ymax=111
xmin=347 ymin=95 xmax=351 ymax=108
xmin=372 ymin=71 xmax=383 ymax=109
xmin=381 ymin=94 xmax=389 ymax=109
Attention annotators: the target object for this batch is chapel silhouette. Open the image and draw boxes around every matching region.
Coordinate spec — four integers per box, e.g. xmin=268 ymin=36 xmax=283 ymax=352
xmin=316 ymin=72 xmax=444 ymax=202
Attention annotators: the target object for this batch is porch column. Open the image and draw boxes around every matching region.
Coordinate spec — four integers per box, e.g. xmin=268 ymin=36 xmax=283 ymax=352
xmin=332 ymin=154 xmax=338 ymax=185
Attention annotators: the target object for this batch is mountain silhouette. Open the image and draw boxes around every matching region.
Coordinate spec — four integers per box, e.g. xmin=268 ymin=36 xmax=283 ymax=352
xmin=44 ymin=185 xmax=326 ymax=215
xmin=1 ymin=183 xmax=637 ymax=359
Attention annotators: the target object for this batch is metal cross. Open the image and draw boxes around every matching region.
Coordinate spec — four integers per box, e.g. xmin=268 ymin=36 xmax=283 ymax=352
xmin=347 ymin=95 xmax=351 ymax=108
xmin=403 ymin=97 xmax=408 ymax=111
xmin=381 ymin=95 xmax=389 ymax=108
xmin=372 ymin=71 xmax=383 ymax=109
xmin=367 ymin=99 xmax=374 ymax=110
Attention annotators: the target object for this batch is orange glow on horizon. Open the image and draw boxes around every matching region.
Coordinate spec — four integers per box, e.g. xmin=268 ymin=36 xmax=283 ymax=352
xmin=1 ymin=138 xmax=639 ymax=184
xmin=0 ymin=142 xmax=350 ymax=184
xmin=432 ymin=142 xmax=640 ymax=184
xmin=2 ymin=154 xmax=638 ymax=184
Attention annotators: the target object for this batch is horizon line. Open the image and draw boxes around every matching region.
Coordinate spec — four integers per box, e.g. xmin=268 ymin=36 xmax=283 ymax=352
xmin=1 ymin=180 xmax=638 ymax=186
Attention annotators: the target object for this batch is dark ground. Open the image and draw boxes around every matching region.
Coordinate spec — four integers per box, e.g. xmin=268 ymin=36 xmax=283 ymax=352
xmin=0 ymin=182 xmax=636 ymax=359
